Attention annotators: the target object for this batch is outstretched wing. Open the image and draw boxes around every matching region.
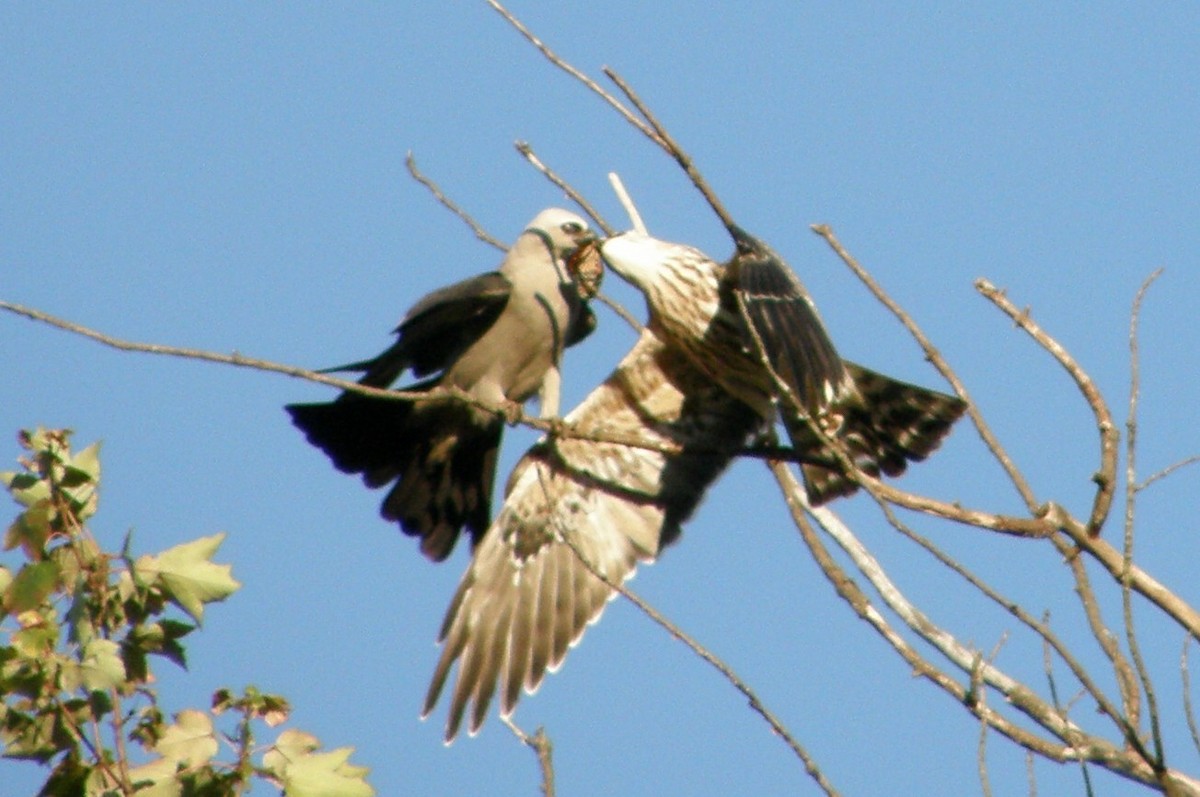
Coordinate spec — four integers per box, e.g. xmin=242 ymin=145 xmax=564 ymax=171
xmin=422 ymin=328 xmax=763 ymax=740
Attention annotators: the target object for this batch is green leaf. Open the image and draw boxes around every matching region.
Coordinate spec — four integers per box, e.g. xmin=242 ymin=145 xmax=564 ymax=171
xmin=59 ymin=442 xmax=101 ymax=522
xmin=155 ymin=709 xmax=218 ymax=766
xmin=2 ymin=472 xmax=51 ymax=508
xmin=127 ymin=757 xmax=183 ymax=797
xmin=5 ymin=500 xmax=53 ymax=555
xmin=65 ymin=441 xmax=101 ymax=484
xmin=77 ymin=639 xmax=126 ymax=692
xmin=38 ymin=753 xmax=92 ymax=797
xmin=0 ymin=706 xmax=71 ymax=762
xmin=0 ymin=566 xmax=11 ymax=595
xmin=262 ymin=729 xmax=320 ymax=777
xmin=264 ymin=731 xmax=373 ymax=797
xmin=281 ymin=747 xmax=375 ymax=797
xmin=134 ymin=534 xmax=240 ymax=624
xmin=4 ymin=561 xmax=61 ymax=613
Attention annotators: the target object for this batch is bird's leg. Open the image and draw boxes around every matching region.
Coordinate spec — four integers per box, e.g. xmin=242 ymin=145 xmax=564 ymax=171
xmin=538 ymin=364 xmax=562 ymax=418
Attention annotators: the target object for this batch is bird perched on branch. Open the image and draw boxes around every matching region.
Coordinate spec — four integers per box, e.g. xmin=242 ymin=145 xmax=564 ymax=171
xmin=286 ymin=208 xmax=600 ymax=562
xmin=420 ymin=228 xmax=964 ymax=740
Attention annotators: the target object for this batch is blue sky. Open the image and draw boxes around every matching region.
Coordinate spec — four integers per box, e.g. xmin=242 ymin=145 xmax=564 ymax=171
xmin=4 ymin=4 xmax=1200 ymax=795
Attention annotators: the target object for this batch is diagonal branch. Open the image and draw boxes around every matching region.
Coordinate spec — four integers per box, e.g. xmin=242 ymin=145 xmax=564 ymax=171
xmin=812 ymin=224 xmax=1040 ymax=514
xmin=976 ymin=279 xmax=1118 ymax=537
xmin=514 ymin=140 xmax=614 ymax=236
xmin=406 ymin=151 xmax=508 ymax=251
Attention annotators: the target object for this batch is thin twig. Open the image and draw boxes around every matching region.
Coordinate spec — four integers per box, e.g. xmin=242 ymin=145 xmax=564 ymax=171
xmin=976 ymin=279 xmax=1118 ymax=536
xmin=552 ymin=524 xmax=840 ymax=795
xmin=409 ymin=143 xmax=641 ymax=334
xmin=979 ymin=708 xmax=994 ymax=797
xmin=501 ymin=717 xmax=555 ymax=797
xmin=405 ymin=151 xmax=507 ymax=251
xmin=602 ymin=67 xmax=739 ymax=238
xmin=484 ymin=0 xmax=665 ymax=147
xmin=1183 ymin=637 xmax=1200 ymax=760
xmin=1122 ymin=268 xmax=1167 ymax=778
xmin=514 ymin=140 xmax=613 ymax=235
xmin=811 ymin=224 xmax=1040 ymax=514
xmin=608 ymin=172 xmax=647 ymax=235
xmin=1136 ymin=454 xmax=1200 ymax=493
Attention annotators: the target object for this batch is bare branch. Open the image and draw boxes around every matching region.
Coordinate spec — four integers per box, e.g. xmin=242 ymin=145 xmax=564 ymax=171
xmin=1137 ymin=454 xmax=1200 ymax=492
xmin=0 ymin=300 xmax=680 ymax=459
xmin=514 ymin=140 xmax=614 ymax=235
xmin=976 ymin=279 xmax=1118 ymax=536
xmin=870 ymin=498 xmax=1135 ymax=745
xmin=1122 ymin=268 xmax=1167 ymax=776
xmin=405 ymin=151 xmax=507 ymax=251
xmin=811 ymin=224 xmax=1040 ymax=515
xmin=769 ymin=461 xmax=1080 ymax=760
xmin=1059 ymin=520 xmax=1200 ymax=642
xmin=502 ymin=717 xmax=555 ymax=797
xmin=483 ymin=0 xmax=665 ymax=147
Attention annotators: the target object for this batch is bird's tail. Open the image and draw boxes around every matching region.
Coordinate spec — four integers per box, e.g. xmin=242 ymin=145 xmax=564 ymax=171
xmin=286 ymin=382 xmax=502 ymax=561
xmin=782 ymin=363 xmax=967 ymax=505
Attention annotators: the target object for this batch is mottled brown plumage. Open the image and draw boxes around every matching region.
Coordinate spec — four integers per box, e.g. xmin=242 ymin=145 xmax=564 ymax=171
xmin=422 ymin=329 xmax=762 ymax=739
xmin=601 ymin=229 xmax=966 ymax=506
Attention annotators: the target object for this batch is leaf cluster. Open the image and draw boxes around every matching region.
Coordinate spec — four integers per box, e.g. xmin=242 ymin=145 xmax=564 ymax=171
xmin=1 ymin=428 xmax=373 ymax=796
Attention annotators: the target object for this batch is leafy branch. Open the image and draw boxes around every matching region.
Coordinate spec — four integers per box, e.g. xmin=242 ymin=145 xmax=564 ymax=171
xmin=0 ymin=428 xmax=374 ymax=796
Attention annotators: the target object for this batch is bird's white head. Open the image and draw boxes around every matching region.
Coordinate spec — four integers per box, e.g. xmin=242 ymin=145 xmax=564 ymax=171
xmin=600 ymin=230 xmax=699 ymax=292
xmin=526 ymin=208 xmax=595 ymax=257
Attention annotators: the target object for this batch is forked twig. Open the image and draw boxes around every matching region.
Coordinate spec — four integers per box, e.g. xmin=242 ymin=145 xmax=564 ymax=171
xmin=976 ymin=279 xmax=1118 ymax=537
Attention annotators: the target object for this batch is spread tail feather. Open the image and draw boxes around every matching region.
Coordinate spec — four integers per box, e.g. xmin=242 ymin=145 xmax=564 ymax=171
xmin=783 ymin=363 xmax=967 ymax=504
xmin=286 ymin=386 xmax=502 ymax=561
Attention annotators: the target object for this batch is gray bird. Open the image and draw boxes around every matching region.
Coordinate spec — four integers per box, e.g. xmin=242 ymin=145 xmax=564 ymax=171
xmin=286 ymin=208 xmax=599 ymax=561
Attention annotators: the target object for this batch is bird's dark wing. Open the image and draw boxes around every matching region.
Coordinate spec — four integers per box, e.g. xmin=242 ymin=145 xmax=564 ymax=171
xmin=563 ymin=295 xmax=597 ymax=348
xmin=422 ymin=328 xmax=763 ymax=740
xmin=725 ymin=227 xmax=849 ymax=416
xmin=325 ymin=271 xmax=513 ymax=388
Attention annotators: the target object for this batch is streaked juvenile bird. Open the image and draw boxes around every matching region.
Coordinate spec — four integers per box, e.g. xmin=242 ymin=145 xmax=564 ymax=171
xmin=603 ymin=227 xmax=967 ymax=504
xmin=420 ymin=229 xmax=965 ymax=740
xmin=286 ymin=208 xmax=599 ymax=562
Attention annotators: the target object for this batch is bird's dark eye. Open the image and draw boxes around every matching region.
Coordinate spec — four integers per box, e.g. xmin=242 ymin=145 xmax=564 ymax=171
xmin=561 ymin=221 xmax=584 ymax=235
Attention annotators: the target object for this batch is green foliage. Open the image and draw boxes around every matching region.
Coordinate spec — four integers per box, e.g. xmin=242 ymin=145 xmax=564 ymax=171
xmin=0 ymin=428 xmax=374 ymax=796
